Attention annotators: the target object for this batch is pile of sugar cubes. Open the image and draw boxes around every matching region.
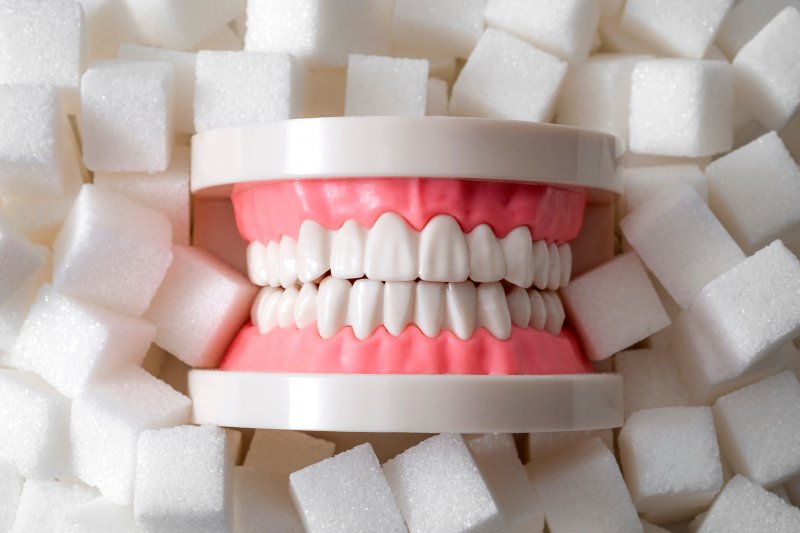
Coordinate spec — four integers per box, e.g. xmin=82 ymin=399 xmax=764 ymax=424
xmin=1 ymin=0 xmax=800 ymax=531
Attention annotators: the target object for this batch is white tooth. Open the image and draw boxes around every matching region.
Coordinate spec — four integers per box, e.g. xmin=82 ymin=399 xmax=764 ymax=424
xmin=507 ymin=286 xmax=531 ymax=328
xmin=347 ymin=279 xmax=384 ymax=340
xmin=414 ymin=281 xmax=445 ymax=337
xmin=418 ymin=215 xmax=469 ymax=282
xmin=532 ymin=240 xmax=549 ymax=290
xmin=316 ymin=277 xmax=351 ymax=339
xmin=364 ymin=213 xmax=418 ymax=282
xmin=330 ymin=220 xmax=366 ymax=279
xmin=445 ymin=281 xmax=477 ymax=340
xmin=466 ymin=224 xmax=505 ymax=283
xmin=294 ymin=283 xmax=318 ymax=329
xmin=547 ymin=243 xmax=561 ymax=291
xmin=477 ymin=282 xmax=512 ymax=340
xmin=501 ymin=227 xmax=533 ymax=287
xmin=384 ymin=281 xmax=415 ymax=336
xmin=297 ymin=220 xmax=331 ymax=283
xmin=250 ymin=286 xmax=276 ymax=329
xmin=278 ymin=235 xmax=298 ymax=289
xmin=266 ymin=240 xmax=281 ymax=287
xmin=542 ymin=291 xmax=565 ymax=335
xmin=559 ymin=243 xmax=572 ymax=287
xmin=277 ymin=286 xmax=299 ymax=329
xmin=246 ymin=240 xmax=270 ymax=286
xmin=252 ymin=287 xmax=282 ymax=334
xmin=529 ymin=290 xmax=547 ymax=331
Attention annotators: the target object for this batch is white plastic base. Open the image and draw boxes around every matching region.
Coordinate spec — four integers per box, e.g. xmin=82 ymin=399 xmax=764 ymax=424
xmin=188 ymin=371 xmax=624 ymax=433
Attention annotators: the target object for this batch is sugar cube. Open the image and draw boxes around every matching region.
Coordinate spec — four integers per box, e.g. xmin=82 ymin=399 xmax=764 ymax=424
xmin=450 ymin=28 xmax=567 ymax=122
xmin=10 ymin=480 xmax=98 ymax=533
xmin=391 ymin=0 xmax=485 ymax=59
xmin=560 ymin=252 xmax=671 ymax=360
xmin=622 ymin=165 xmax=708 ymax=215
xmin=717 ymin=0 xmax=800 ymax=59
xmin=569 ymin=203 xmax=615 ymax=277
xmin=344 ymin=54 xmax=428 ymax=116
xmin=1 ymin=194 xmax=76 ymax=247
xmin=62 ymin=497 xmax=142 ymax=533
xmin=697 ymin=475 xmax=800 ymax=532
xmin=70 ymin=366 xmax=191 ymax=504
xmin=291 ymin=443 xmax=405 ymax=533
xmin=527 ymin=429 xmax=614 ymax=464
xmin=234 ymin=467 xmax=303 ymax=533
xmin=0 ymin=217 xmax=47 ymax=305
xmin=81 ymin=60 xmax=174 ymax=173
xmin=426 ymin=78 xmax=449 ymax=116
xmin=0 ymin=255 xmax=48 ymax=355
xmin=0 ymin=462 xmax=23 ymax=533
xmin=615 ymin=349 xmax=690 ymax=419
xmin=244 ymin=430 xmax=335 ymax=477
xmin=629 ymin=59 xmax=733 ymax=157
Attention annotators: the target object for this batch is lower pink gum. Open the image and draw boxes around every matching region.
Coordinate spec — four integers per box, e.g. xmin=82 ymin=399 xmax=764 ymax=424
xmin=220 ymin=324 xmax=593 ymax=375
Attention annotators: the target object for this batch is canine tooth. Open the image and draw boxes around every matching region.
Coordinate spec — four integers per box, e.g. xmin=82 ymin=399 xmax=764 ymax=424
xmin=559 ymin=243 xmax=572 ymax=287
xmin=532 ymin=240 xmax=550 ymax=290
xmin=277 ymin=286 xmax=299 ymax=329
xmin=445 ymin=281 xmax=478 ymax=340
xmin=547 ymin=242 xmax=561 ymax=291
xmin=246 ymin=240 xmax=270 ymax=286
xmin=317 ymin=277 xmax=351 ymax=339
xmin=542 ymin=291 xmax=565 ymax=335
xmin=384 ymin=281 xmax=415 ymax=336
xmin=418 ymin=215 xmax=469 ymax=282
xmin=529 ymin=290 xmax=547 ymax=331
xmin=266 ymin=240 xmax=281 ymax=287
xmin=364 ymin=213 xmax=418 ymax=281
xmin=466 ymin=224 xmax=505 ymax=282
xmin=477 ymin=282 xmax=512 ymax=340
xmin=347 ymin=279 xmax=384 ymax=340
xmin=501 ymin=227 xmax=533 ymax=287
xmin=278 ymin=235 xmax=298 ymax=288
xmin=297 ymin=220 xmax=331 ymax=283
xmin=507 ymin=286 xmax=531 ymax=328
xmin=415 ymin=281 xmax=446 ymax=337
xmin=294 ymin=283 xmax=318 ymax=329
xmin=330 ymin=220 xmax=366 ymax=279
xmin=252 ymin=287 xmax=282 ymax=334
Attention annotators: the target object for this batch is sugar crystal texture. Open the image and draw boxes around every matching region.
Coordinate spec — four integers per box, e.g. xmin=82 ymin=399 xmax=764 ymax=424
xmin=70 ymin=366 xmax=191 ymax=504
xmin=62 ymin=497 xmax=143 ymax=533
xmin=0 ymin=217 xmax=48 ymax=305
xmin=716 ymin=0 xmax=800 ymax=58
xmin=391 ymin=0 xmax=486 ymax=59
xmin=0 ymin=462 xmax=23 ymax=533
xmin=527 ymin=429 xmax=614 ymax=463
xmin=615 ymin=349 xmax=690 ymax=419
xmin=344 ymin=54 xmax=429 ymax=116
xmin=449 ymin=28 xmax=567 ymax=122
xmin=234 ymin=467 xmax=303 ymax=533
xmin=622 ymin=164 xmax=707 ymax=215
xmin=290 ymin=443 xmax=406 ymax=533
xmin=81 ymin=60 xmax=175 ymax=172
xmin=10 ymin=480 xmax=98 ymax=533
xmin=243 ymin=430 xmax=335 ymax=477
xmin=425 ymin=78 xmax=449 ymax=116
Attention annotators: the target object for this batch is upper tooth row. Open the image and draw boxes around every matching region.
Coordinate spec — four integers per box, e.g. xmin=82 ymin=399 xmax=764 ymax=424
xmin=247 ymin=214 xmax=572 ymax=289
xmin=251 ymin=278 xmax=566 ymax=341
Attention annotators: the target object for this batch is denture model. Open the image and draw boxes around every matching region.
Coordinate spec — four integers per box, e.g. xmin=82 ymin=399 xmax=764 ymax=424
xmin=188 ymin=116 xmax=625 ymax=433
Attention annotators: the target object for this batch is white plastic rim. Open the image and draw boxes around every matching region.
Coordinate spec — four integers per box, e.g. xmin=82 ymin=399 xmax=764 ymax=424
xmin=191 ymin=116 xmax=624 ymax=198
xmin=188 ymin=371 xmax=624 ymax=433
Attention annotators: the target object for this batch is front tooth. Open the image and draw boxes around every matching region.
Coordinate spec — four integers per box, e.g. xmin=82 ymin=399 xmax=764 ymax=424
xmin=415 ymin=281 xmax=445 ymax=337
xmin=547 ymin=243 xmax=561 ymax=291
xmin=507 ymin=286 xmax=531 ymax=328
xmin=266 ymin=241 xmax=281 ymax=287
xmin=466 ymin=224 xmax=505 ymax=282
xmin=278 ymin=236 xmax=298 ymax=288
xmin=294 ymin=283 xmax=318 ymax=329
xmin=330 ymin=220 xmax=367 ymax=279
xmin=501 ymin=227 xmax=533 ymax=287
xmin=477 ymin=282 xmax=511 ymax=340
xmin=252 ymin=287 xmax=282 ymax=334
xmin=445 ymin=281 xmax=477 ymax=340
xmin=384 ymin=281 xmax=415 ymax=336
xmin=277 ymin=286 xmax=299 ymax=329
xmin=532 ymin=240 xmax=549 ymax=290
xmin=542 ymin=291 xmax=565 ymax=335
xmin=247 ymin=240 xmax=270 ymax=286
xmin=364 ymin=213 xmax=418 ymax=282
xmin=559 ymin=243 xmax=572 ymax=287
xmin=317 ymin=277 xmax=351 ymax=339
xmin=297 ymin=220 xmax=331 ymax=283
xmin=419 ymin=215 xmax=469 ymax=282
xmin=529 ymin=290 xmax=547 ymax=331
xmin=347 ymin=279 xmax=383 ymax=340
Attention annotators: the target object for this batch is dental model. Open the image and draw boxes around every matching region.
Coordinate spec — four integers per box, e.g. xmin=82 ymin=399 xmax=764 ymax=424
xmin=188 ymin=116 xmax=625 ymax=432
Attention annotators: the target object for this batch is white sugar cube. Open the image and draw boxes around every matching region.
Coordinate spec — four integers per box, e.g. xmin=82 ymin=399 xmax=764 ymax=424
xmin=619 ymin=407 xmax=723 ymax=523
xmin=560 ymin=252 xmax=670 ymax=360
xmin=62 ymin=497 xmax=141 ymax=533
xmin=93 ymin=147 xmax=191 ymax=246
xmin=291 ymin=443 xmax=405 ymax=533
xmin=697 ymin=475 xmax=800 ymax=532
xmin=383 ymin=433 xmax=502 ymax=532
xmin=11 ymin=480 xmax=98 ymax=533
xmin=620 ymin=182 xmax=746 ymax=309
xmin=527 ymin=429 xmax=614 ymax=464
xmin=135 ymin=425 xmax=232 ymax=533
xmin=615 ymin=349 xmax=690 ymax=419
xmin=234 ymin=467 xmax=303 ymax=533
xmin=244 ymin=430 xmax=335 ymax=476
xmin=1 ymin=195 xmax=75 ymax=247
xmin=145 ymin=245 xmax=256 ymax=368
xmin=450 ymin=28 xmax=566 ymax=122
xmin=81 ymin=61 xmax=174 ymax=173
xmin=705 ymin=131 xmax=800 ymax=254
xmin=426 ymin=78 xmax=449 ymax=116
xmin=302 ymin=69 xmax=346 ymax=118
xmin=0 ymin=255 xmax=48 ymax=355
xmin=733 ymin=7 xmax=800 ymax=130
xmin=53 ymin=184 xmax=173 ymax=317
xmin=570 ymin=203 xmax=615 ymax=277
xmin=0 ymin=84 xmax=82 ymax=199
xmin=344 ymin=54 xmax=428 ymax=116
xmin=713 ymin=372 xmax=800 ymax=487
xmin=527 ymin=438 xmax=642 ymax=533
xmin=629 ymin=59 xmax=733 ymax=157
xmin=244 ymin=0 xmax=393 ymax=67
xmin=194 ymin=51 xmax=304 ymax=132
xmin=0 ymin=217 xmax=47 ymax=305
xmin=485 ymin=0 xmax=599 ymax=63
xmin=622 ymin=165 xmax=708 ymax=215
xmin=391 ymin=0 xmax=485 ymax=59
xmin=0 ymin=462 xmax=23 ymax=533
xmin=717 ymin=0 xmax=800 ymax=59
xmin=71 ymin=366 xmax=191 ymax=504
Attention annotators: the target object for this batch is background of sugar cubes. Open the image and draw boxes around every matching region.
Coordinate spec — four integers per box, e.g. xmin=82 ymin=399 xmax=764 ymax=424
xmin=1 ymin=0 xmax=800 ymax=531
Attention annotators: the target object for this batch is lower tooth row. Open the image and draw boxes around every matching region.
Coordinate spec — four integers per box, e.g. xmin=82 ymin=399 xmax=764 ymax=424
xmin=251 ymin=278 xmax=566 ymax=341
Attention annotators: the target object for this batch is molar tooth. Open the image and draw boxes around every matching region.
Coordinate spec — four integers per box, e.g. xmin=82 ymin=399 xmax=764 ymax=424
xmin=252 ymin=287 xmax=282 ymax=334
xmin=547 ymin=243 xmax=561 ymax=291
xmin=532 ymin=240 xmax=550 ymax=290
xmin=445 ymin=281 xmax=478 ymax=340
xmin=330 ymin=220 xmax=366 ymax=279
xmin=278 ymin=235 xmax=298 ymax=289
xmin=277 ymin=286 xmax=299 ymax=329
xmin=246 ymin=240 xmax=270 ymax=286
xmin=542 ymin=291 xmax=565 ymax=335
xmin=507 ymin=286 xmax=531 ymax=328
xmin=316 ymin=277 xmax=351 ymax=339
xmin=414 ymin=281 xmax=445 ymax=337
xmin=384 ymin=281 xmax=415 ymax=336
xmin=559 ymin=243 xmax=572 ymax=287
xmin=528 ymin=290 xmax=547 ymax=331
xmin=266 ymin=241 xmax=281 ymax=287
xmin=466 ymin=224 xmax=505 ymax=283
xmin=419 ymin=215 xmax=469 ymax=282
xmin=294 ymin=283 xmax=318 ymax=329
xmin=347 ymin=279 xmax=384 ymax=340
xmin=364 ymin=213 xmax=418 ymax=282
xmin=477 ymin=282 xmax=512 ymax=340
xmin=501 ymin=227 xmax=533 ymax=288
xmin=297 ymin=220 xmax=331 ymax=283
